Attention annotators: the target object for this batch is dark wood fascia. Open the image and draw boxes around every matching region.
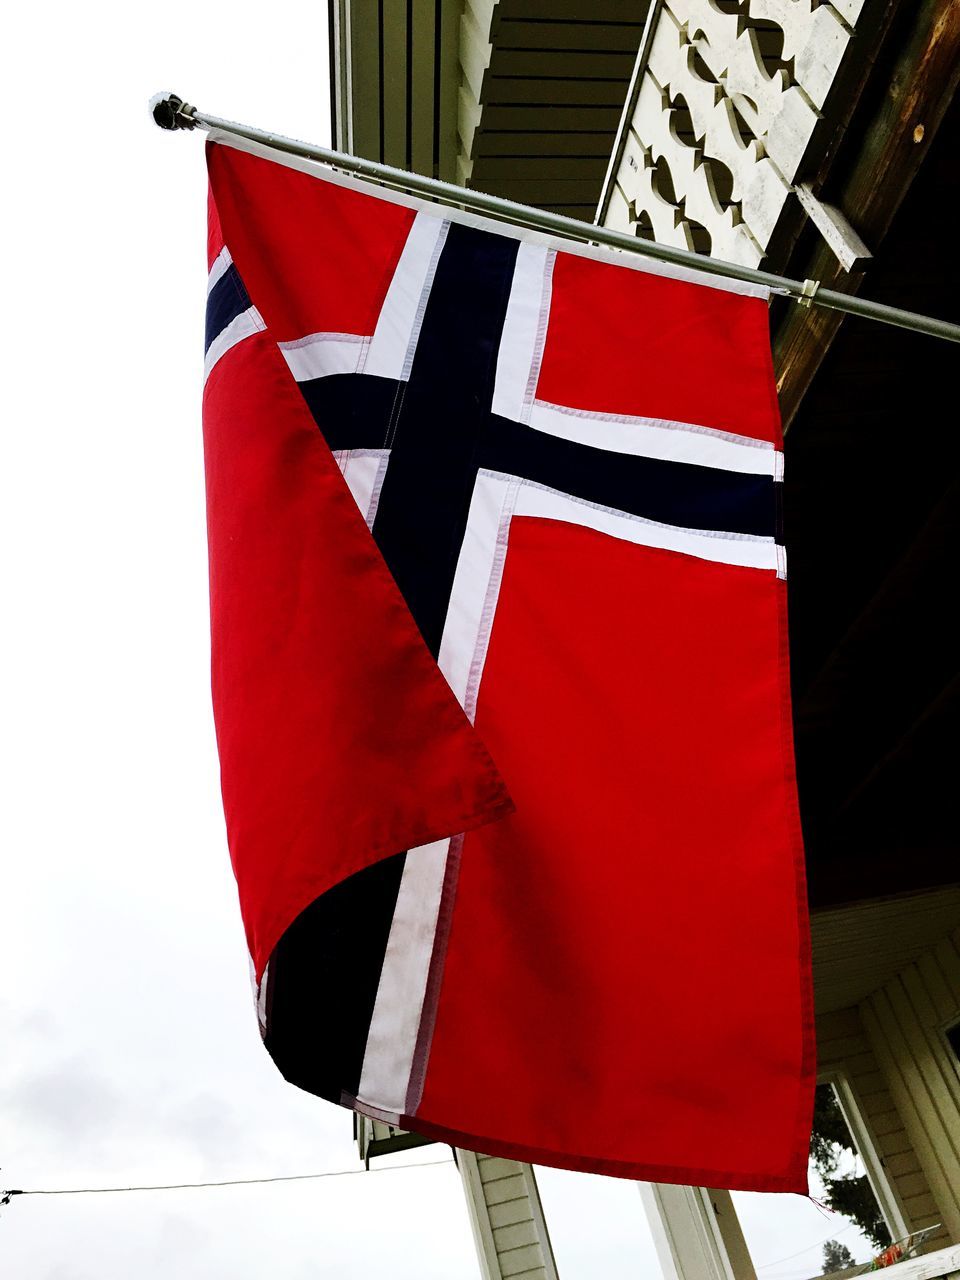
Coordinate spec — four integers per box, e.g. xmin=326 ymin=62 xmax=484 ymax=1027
xmin=774 ymin=0 xmax=960 ymax=430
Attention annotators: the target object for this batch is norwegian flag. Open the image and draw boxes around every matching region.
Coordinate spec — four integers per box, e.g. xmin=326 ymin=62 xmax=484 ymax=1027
xmin=202 ymin=135 xmax=814 ymax=1192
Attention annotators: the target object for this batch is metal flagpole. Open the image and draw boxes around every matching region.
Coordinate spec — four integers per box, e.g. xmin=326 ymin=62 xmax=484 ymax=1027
xmin=151 ymin=93 xmax=960 ymax=347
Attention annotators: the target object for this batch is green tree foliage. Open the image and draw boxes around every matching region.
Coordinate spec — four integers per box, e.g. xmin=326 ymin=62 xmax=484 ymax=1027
xmin=822 ymin=1239 xmax=856 ymax=1273
xmin=810 ymin=1085 xmax=891 ymax=1251
xmin=811 ymin=1085 xmax=854 ymax=1172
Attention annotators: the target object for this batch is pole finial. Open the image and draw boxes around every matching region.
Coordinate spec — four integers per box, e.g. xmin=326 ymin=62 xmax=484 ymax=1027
xmin=149 ymin=93 xmax=197 ymax=131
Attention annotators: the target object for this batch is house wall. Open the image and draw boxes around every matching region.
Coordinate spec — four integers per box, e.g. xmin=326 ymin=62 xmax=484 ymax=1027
xmin=330 ymin=0 xmax=462 ymax=177
xmin=456 ymin=0 xmax=646 ymax=217
xmin=860 ymin=929 xmax=960 ymax=1245
xmin=457 ymin=1151 xmax=559 ymax=1280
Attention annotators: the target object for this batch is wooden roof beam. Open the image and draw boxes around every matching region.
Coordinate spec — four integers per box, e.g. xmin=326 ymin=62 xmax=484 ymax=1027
xmin=774 ymin=0 xmax=960 ymax=429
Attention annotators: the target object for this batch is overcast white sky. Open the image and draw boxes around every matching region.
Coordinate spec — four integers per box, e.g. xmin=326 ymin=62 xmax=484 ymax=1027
xmin=0 ymin=3 xmax=876 ymax=1276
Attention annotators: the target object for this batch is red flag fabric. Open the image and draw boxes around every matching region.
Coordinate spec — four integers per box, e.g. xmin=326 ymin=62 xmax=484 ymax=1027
xmin=201 ymin=132 xmax=814 ymax=1192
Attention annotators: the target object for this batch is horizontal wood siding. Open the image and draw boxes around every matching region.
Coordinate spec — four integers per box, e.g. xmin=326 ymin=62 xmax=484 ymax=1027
xmin=457 ymin=0 xmax=648 ymax=212
xmin=811 ymin=891 xmax=960 ymax=1016
xmin=458 ymin=1150 xmax=559 ymax=1280
xmin=862 ymin=930 xmax=960 ymax=1244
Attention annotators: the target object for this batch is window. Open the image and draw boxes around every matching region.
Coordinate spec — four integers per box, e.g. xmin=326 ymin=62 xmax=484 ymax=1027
xmin=732 ymin=1078 xmax=907 ymax=1280
xmin=808 ymin=1080 xmax=893 ymax=1253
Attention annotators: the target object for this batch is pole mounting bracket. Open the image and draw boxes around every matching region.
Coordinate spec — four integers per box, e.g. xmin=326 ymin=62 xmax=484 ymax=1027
xmin=798 ymin=278 xmax=821 ymax=308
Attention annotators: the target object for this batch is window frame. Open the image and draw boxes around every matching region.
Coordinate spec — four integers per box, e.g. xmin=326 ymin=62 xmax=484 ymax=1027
xmin=937 ymin=1016 xmax=960 ymax=1083
xmin=817 ymin=1069 xmax=910 ymax=1243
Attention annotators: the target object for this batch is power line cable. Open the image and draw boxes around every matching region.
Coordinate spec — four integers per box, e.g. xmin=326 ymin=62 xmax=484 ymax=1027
xmin=755 ymin=1220 xmax=856 ymax=1271
xmin=1 ymin=1156 xmax=454 ymax=1202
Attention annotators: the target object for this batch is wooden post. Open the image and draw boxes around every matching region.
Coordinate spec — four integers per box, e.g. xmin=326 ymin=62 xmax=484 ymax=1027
xmin=640 ymin=1182 xmax=756 ymax=1280
xmin=457 ymin=1151 xmax=560 ymax=1280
